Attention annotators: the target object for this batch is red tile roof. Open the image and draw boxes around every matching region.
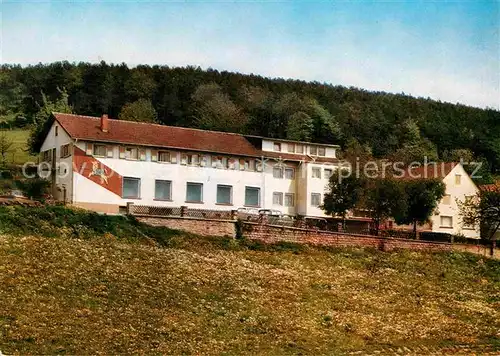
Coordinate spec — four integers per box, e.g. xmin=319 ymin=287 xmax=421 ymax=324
xmin=53 ymin=113 xmax=338 ymax=163
xmin=479 ymin=182 xmax=500 ymax=192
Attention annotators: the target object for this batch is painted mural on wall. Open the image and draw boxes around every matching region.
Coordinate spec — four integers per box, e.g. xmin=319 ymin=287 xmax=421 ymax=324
xmin=73 ymin=146 xmax=123 ymax=196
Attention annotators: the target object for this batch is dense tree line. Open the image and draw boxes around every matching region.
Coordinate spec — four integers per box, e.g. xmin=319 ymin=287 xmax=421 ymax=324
xmin=1 ymin=61 xmax=499 ymax=174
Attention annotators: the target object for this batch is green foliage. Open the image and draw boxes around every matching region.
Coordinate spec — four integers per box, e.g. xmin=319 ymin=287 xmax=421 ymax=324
xmin=118 ymin=98 xmax=157 ymax=123
xmin=322 ymin=169 xmax=364 ymax=219
xmin=0 ymin=70 xmax=27 ymax=122
xmin=192 ymin=83 xmax=247 ymax=133
xmin=0 ymin=131 xmax=14 ymax=166
xmin=15 ymin=178 xmax=51 ymax=200
xmin=459 ymin=190 xmax=500 ymax=241
xmin=363 ymin=178 xmax=407 ymax=235
xmin=396 ymin=179 xmax=446 ymax=234
xmin=28 ymin=89 xmax=72 ymax=154
xmin=0 ymin=205 xmax=185 ymax=243
xmin=286 ymin=111 xmax=313 ymax=141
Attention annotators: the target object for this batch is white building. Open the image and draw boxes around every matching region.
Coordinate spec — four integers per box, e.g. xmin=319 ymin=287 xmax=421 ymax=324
xmin=396 ymin=163 xmax=480 ymax=238
xmin=38 ymin=113 xmax=340 ymax=216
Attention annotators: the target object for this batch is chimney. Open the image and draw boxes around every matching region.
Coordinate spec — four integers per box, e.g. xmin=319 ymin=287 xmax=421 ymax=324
xmin=101 ymin=114 xmax=109 ymax=133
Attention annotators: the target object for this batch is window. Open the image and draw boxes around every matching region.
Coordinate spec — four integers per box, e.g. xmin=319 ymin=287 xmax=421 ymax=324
xmin=287 ymin=144 xmax=294 ymax=153
xmin=55 ymin=126 xmax=58 ymax=136
xmin=123 ymin=177 xmax=140 ymax=199
xmin=158 ymin=151 xmax=171 ymax=163
xmin=440 ymin=216 xmax=453 ymax=228
xmin=245 ymin=187 xmax=260 ymax=207
xmin=273 ymin=142 xmax=281 ymax=152
xmin=324 ymin=168 xmax=333 ymax=179
xmin=216 ymin=185 xmax=232 ymax=205
xmin=312 ymin=167 xmax=321 ymax=178
xmin=311 ymin=193 xmax=321 ymax=207
xmin=154 ymin=180 xmax=172 ymax=200
xmin=284 ymin=168 xmax=295 ymax=179
xmin=442 ymin=194 xmax=451 ymax=205
xmin=295 ymin=145 xmax=304 ymax=154
xmin=318 ymin=147 xmax=326 ymax=156
xmin=310 ymin=146 xmax=318 ymax=155
xmin=125 ymin=147 xmax=138 ymax=160
xmin=244 ymin=159 xmax=255 ymax=171
xmin=285 ymin=193 xmax=294 ymax=207
xmin=187 ymin=154 xmax=199 ymax=165
xmin=273 ymin=192 xmax=283 ymax=206
xmin=186 ymin=183 xmax=203 ymax=203
xmin=273 ymin=166 xmax=283 ymax=179
xmin=42 ymin=150 xmax=51 ymax=162
xmin=93 ymin=144 xmax=107 ymax=157
xmin=60 ymin=144 xmax=70 ymax=158
xmin=455 ymin=174 xmax=462 ymax=185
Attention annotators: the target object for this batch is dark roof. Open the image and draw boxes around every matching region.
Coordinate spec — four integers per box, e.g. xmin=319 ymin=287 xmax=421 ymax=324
xmin=52 ymin=113 xmax=339 ymax=163
xmin=479 ymin=182 xmax=500 ymax=192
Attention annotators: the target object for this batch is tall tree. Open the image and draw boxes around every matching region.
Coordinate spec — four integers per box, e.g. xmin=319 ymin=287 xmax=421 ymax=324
xmin=191 ymin=83 xmax=247 ymax=133
xmin=0 ymin=131 xmax=14 ymax=165
xmin=458 ymin=188 xmax=500 ymax=255
xmin=364 ymin=178 xmax=407 ymax=236
xmin=322 ymin=169 xmax=364 ymax=230
xmin=118 ymin=99 xmax=157 ymax=123
xmin=28 ymin=88 xmax=73 ymax=154
xmin=286 ymin=111 xmax=314 ymax=141
xmin=395 ymin=179 xmax=446 ymax=236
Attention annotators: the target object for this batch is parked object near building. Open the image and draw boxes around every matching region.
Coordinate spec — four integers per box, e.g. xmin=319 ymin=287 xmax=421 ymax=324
xmin=36 ymin=113 xmax=339 ymax=218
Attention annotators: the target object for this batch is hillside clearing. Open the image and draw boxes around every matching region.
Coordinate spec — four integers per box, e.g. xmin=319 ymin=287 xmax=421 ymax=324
xmin=0 ymin=233 xmax=499 ymax=355
xmin=1 ymin=129 xmax=36 ymax=165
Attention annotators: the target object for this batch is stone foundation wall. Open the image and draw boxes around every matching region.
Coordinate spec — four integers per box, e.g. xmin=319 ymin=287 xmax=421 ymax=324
xmin=137 ymin=216 xmax=236 ymax=237
xmin=135 ymin=216 xmax=497 ymax=258
xmin=242 ymin=223 xmax=454 ymax=252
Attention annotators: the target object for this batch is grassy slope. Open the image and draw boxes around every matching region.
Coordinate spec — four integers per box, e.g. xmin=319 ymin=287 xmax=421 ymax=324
xmin=1 ymin=232 xmax=499 ymax=355
xmin=2 ymin=129 xmax=36 ymax=165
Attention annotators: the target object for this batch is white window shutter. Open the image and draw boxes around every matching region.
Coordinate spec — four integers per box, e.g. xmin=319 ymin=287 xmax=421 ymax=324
xmin=171 ymin=154 xmax=177 ymax=164
xmin=200 ymin=156 xmax=207 ymax=167
xmin=85 ymin=143 xmax=93 ymax=156
xmin=107 ymin=146 xmax=114 ymax=158
xmin=181 ymin=154 xmax=187 ymax=165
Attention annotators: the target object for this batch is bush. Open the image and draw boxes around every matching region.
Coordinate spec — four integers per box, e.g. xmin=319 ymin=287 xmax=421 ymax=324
xmin=15 ymin=178 xmax=51 ymax=200
xmin=0 ymin=205 xmax=184 ymax=244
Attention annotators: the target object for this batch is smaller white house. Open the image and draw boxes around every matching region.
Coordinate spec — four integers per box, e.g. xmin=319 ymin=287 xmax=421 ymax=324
xmin=400 ymin=162 xmax=480 ymax=238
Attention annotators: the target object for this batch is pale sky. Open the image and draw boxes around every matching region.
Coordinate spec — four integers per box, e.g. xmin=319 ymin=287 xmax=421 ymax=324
xmin=2 ymin=1 xmax=499 ymax=109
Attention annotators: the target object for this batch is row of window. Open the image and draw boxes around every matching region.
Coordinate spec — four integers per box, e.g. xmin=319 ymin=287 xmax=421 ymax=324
xmin=312 ymin=167 xmax=334 ymax=179
xmin=273 ymin=142 xmax=328 ymax=157
xmin=272 ymin=167 xmax=295 ymax=179
xmin=439 ymin=215 xmax=474 ymax=229
xmin=123 ymin=177 xmax=324 ymax=208
xmin=89 ymin=144 xmax=279 ymax=173
xmin=123 ymin=177 xmax=262 ymax=206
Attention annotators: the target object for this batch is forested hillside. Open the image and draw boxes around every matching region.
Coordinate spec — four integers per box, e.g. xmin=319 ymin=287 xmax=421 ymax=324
xmin=1 ymin=61 xmax=499 ymax=173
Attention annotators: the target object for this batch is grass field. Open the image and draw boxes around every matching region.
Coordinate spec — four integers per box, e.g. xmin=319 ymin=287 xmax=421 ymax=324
xmin=1 ymin=129 xmax=37 ymax=165
xmin=0 ymin=220 xmax=499 ymax=354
